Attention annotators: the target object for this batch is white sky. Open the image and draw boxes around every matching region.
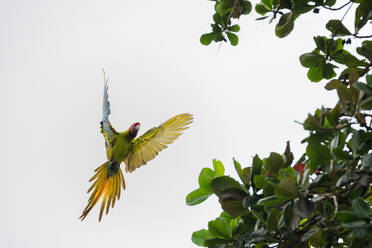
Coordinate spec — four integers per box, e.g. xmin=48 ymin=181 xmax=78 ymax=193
xmin=3 ymin=0 xmax=369 ymax=247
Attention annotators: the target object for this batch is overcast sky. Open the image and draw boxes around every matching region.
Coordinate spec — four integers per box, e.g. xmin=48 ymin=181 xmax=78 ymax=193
xmin=3 ymin=0 xmax=367 ymax=247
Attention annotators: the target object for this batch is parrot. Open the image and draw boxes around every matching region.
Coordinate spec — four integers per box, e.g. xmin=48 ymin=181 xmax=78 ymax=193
xmin=79 ymin=73 xmax=193 ymax=221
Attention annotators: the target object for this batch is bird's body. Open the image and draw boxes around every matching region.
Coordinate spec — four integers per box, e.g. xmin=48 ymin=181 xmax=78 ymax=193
xmin=110 ymin=130 xmax=132 ymax=162
xmin=80 ymin=73 xmax=192 ymax=221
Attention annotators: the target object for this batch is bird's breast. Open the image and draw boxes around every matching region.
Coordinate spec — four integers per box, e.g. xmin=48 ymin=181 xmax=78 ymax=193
xmin=111 ymin=136 xmax=131 ymax=163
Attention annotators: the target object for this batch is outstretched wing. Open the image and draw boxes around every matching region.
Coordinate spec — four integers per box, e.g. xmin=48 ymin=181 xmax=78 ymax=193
xmin=100 ymin=72 xmax=118 ymax=154
xmin=125 ymin=113 xmax=193 ymax=173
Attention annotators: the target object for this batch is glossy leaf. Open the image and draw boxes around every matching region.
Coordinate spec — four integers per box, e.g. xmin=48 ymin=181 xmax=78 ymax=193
xmin=226 ymin=32 xmax=238 ymax=46
xmin=186 ymin=188 xmax=213 ymax=206
xmin=326 ymin=20 xmax=351 ymax=36
xmin=200 ymin=33 xmax=215 ymax=46
xmin=210 ymin=176 xmax=242 ymax=196
xmin=357 ymin=41 xmax=372 ymax=61
xmin=264 ymin=152 xmax=285 ymax=175
xmin=299 ymin=53 xmax=324 ymax=68
xmin=213 ymin=159 xmax=225 ymax=177
xmin=255 ymin=3 xmax=270 ymax=15
xmin=192 ymin=229 xmax=213 ymax=246
xmin=257 ymin=195 xmax=286 ymax=206
xmin=275 ymin=12 xmax=294 ymax=38
xmin=355 ymin=0 xmax=372 ymax=32
xmin=199 ymin=168 xmax=215 ymax=189
xmin=228 ymin=24 xmax=240 ymax=32
xmin=208 ymin=217 xmax=232 ymax=239
xmin=275 ymin=177 xmax=299 ymax=200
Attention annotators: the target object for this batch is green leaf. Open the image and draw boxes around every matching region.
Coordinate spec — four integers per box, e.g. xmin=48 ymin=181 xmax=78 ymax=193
xmin=213 ymin=159 xmax=225 ymax=177
xmin=357 ymin=40 xmax=372 ymax=62
xmin=226 ymin=31 xmax=238 ymax=46
xmin=306 ymin=142 xmax=331 ymax=167
xmin=332 ymin=50 xmax=367 ymax=67
xmin=362 ymin=153 xmax=372 ymax=168
xmin=186 ymin=188 xmax=213 ymax=206
xmin=314 ymin=36 xmax=327 ymax=53
xmin=261 ymin=0 xmax=273 ymax=10
xmin=241 ymin=0 xmax=252 ymax=15
xmin=301 ymin=228 xmax=319 ymax=242
xmin=353 ymin=82 xmax=372 ymax=95
xmin=264 ymin=152 xmax=286 ymax=175
xmin=303 ymin=113 xmax=320 ymax=130
xmin=213 ymin=13 xmax=221 ymax=24
xmin=215 ymin=1 xmax=232 ymax=16
xmin=203 ymin=238 xmax=230 ymax=247
xmin=336 ymin=83 xmax=353 ymax=104
xmin=257 ymin=195 xmax=286 ymax=206
xmin=228 ymin=24 xmax=240 ymax=32
xmin=294 ymin=198 xmax=315 ymax=218
xmin=326 ymin=20 xmax=351 ymax=36
xmin=307 ymin=65 xmax=323 ymax=82
xmin=352 ymin=198 xmax=371 ymax=219
xmin=266 ymin=208 xmax=280 ymax=233
xmin=275 ymin=177 xmax=299 ymax=200
xmin=366 ymin=74 xmax=372 ymax=87
xmin=275 ymin=12 xmax=294 ymax=38
xmin=360 ymin=97 xmax=372 ymax=110
xmin=325 ymin=79 xmax=341 ymax=90
xmin=341 ymin=220 xmax=366 ymax=228
xmin=253 ymin=175 xmax=267 ymax=189
xmin=210 ymin=176 xmax=242 ymax=196
xmin=192 ymin=229 xmax=213 ymax=246
xmin=336 ymin=211 xmax=360 ymax=222
xmin=309 ymin=227 xmax=326 ymax=247
xmin=350 ymin=227 xmax=369 ymax=239
xmin=199 ymin=168 xmax=215 ymax=189
xmin=299 ymin=53 xmax=324 ymax=68
xmin=324 ymin=0 xmax=336 ymax=7
xmin=255 ymin=3 xmax=271 ymax=15
xmin=322 ymin=63 xmax=336 ymax=79
xmin=233 ymin=158 xmax=250 ymax=186
xmin=252 ymin=155 xmax=263 ymax=190
xmin=281 ymin=202 xmax=300 ymax=231
xmin=219 ymin=197 xmax=249 ymax=218
xmin=208 ymin=217 xmax=232 ymax=239
xmin=355 ymin=0 xmax=372 ymax=32
xmin=200 ymin=33 xmax=215 ymax=46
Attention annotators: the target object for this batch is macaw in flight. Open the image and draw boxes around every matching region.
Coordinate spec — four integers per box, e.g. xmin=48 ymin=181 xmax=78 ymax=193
xmin=80 ymin=72 xmax=193 ymax=221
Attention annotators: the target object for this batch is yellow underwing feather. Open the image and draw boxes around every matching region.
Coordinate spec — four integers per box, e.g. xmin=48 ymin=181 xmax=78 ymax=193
xmin=125 ymin=113 xmax=193 ymax=173
xmin=80 ymin=161 xmax=125 ymax=222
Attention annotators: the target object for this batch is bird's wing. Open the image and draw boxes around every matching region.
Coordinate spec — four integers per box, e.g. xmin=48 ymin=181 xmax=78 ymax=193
xmin=125 ymin=113 xmax=193 ymax=173
xmin=100 ymin=72 xmax=118 ymax=153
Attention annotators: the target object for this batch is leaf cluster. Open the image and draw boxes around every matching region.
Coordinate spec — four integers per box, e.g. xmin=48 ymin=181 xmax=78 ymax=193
xmin=190 ymin=0 xmax=372 ymax=247
xmin=187 ymin=133 xmax=372 ymax=247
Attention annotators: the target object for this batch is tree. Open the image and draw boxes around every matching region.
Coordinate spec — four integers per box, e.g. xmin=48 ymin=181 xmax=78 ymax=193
xmin=187 ymin=0 xmax=372 ymax=247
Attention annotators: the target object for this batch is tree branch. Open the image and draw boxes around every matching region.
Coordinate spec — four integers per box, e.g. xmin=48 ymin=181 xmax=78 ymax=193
xmin=222 ymin=0 xmax=240 ymax=32
xmin=321 ymin=1 xmax=352 ymax=11
xmin=354 ymin=34 xmax=372 ymax=39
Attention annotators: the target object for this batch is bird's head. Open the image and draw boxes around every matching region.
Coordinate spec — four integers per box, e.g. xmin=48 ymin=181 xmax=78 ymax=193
xmin=130 ymin=122 xmax=140 ymax=137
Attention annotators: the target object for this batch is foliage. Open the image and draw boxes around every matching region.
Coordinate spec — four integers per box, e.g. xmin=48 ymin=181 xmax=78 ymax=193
xmin=189 ymin=0 xmax=372 ymax=247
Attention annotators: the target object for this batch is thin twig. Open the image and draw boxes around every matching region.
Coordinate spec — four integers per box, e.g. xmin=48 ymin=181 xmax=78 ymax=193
xmin=222 ymin=0 xmax=240 ymax=32
xmin=354 ymin=34 xmax=372 ymax=39
xmin=360 ymin=63 xmax=372 ymax=78
xmin=341 ymin=1 xmax=353 ymax=22
xmin=322 ymin=1 xmax=351 ymax=11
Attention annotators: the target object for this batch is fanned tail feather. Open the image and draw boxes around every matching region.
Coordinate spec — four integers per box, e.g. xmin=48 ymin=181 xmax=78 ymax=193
xmin=80 ymin=161 xmax=125 ymax=221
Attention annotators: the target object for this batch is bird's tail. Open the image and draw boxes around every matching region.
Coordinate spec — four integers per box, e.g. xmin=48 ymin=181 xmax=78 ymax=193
xmin=80 ymin=161 xmax=125 ymax=221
